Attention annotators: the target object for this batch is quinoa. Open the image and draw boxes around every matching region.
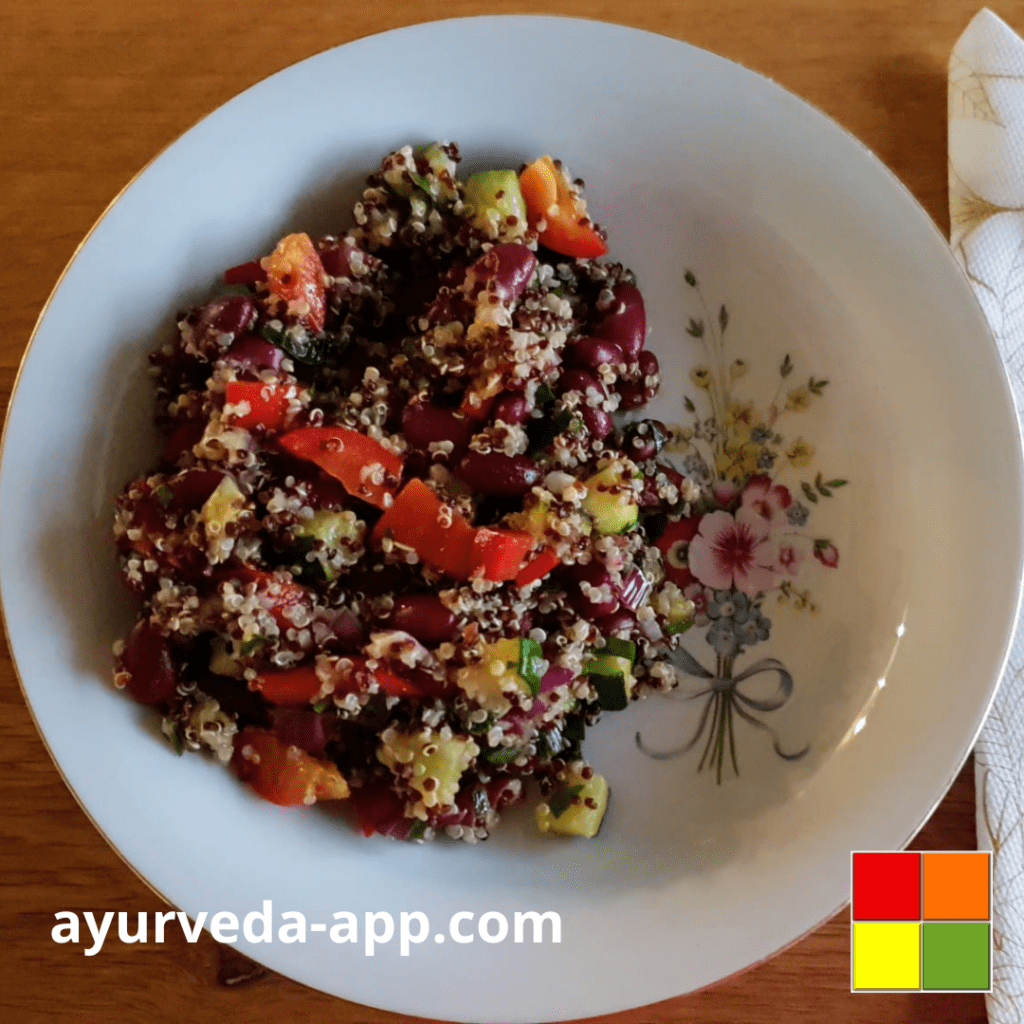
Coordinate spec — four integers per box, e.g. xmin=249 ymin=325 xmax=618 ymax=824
xmin=111 ymin=142 xmax=700 ymax=843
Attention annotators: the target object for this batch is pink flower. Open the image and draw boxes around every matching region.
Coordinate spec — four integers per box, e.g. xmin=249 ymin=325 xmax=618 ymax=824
xmin=688 ymin=508 xmax=778 ymax=595
xmin=741 ymin=475 xmax=792 ymax=525
xmin=711 ymin=479 xmax=741 ymax=508
xmin=814 ymin=541 xmax=839 ymax=568
xmin=776 ymin=543 xmax=805 ymax=577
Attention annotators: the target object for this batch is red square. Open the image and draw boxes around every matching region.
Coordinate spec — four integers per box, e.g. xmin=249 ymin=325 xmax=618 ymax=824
xmin=853 ymin=852 xmax=921 ymax=921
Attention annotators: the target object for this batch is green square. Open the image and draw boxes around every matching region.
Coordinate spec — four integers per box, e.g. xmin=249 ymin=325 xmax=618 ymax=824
xmin=922 ymin=922 xmax=990 ymax=991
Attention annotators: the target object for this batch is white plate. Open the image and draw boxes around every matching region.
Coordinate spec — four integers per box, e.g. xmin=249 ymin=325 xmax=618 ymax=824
xmin=2 ymin=15 xmax=1022 ymax=1023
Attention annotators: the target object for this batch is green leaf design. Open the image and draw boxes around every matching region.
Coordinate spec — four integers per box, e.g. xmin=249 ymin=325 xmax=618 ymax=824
xmin=814 ymin=472 xmax=832 ymax=498
xmin=686 ymin=318 xmax=704 ymax=338
xmin=826 ymin=479 xmax=848 ymax=489
xmin=801 ymin=482 xmax=819 ymax=504
xmin=684 ymin=396 xmax=696 ymax=413
xmin=718 ymin=304 xmax=729 ymax=333
xmin=808 ymin=377 xmax=829 ymax=395
xmin=549 ymin=785 xmax=584 ymax=819
xmin=684 ymin=270 xmax=697 ymax=287
xmin=780 ymin=354 xmax=793 ymax=378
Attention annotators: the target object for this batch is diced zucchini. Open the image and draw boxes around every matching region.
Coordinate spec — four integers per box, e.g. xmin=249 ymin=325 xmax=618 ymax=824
xmin=200 ymin=476 xmax=246 ymax=538
xmin=420 ymin=142 xmax=459 ymax=203
xmin=536 ymin=765 xmax=609 ymax=838
xmin=585 ymin=651 xmax=634 ymax=711
xmin=464 ymin=170 xmax=527 ymax=241
xmin=291 ymin=509 xmax=364 ymax=582
xmin=456 ymin=638 xmax=539 ymax=714
xmin=377 ymin=725 xmax=479 ymax=811
xmin=581 ymin=460 xmax=639 ymax=534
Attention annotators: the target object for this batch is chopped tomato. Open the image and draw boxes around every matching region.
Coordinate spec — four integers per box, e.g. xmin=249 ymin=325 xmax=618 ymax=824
xmin=371 ymin=479 xmax=477 ymax=578
xmin=251 ymin=664 xmax=323 ymax=705
xmin=278 ymin=427 xmax=403 ymax=510
xmin=519 ymin=156 xmax=608 ymax=259
xmin=514 ymin=547 xmax=561 ymax=587
xmin=472 ymin=528 xmax=534 ymax=582
xmin=260 ymin=232 xmax=327 ymax=332
xmin=231 ymin=728 xmax=348 ymax=806
xmin=224 ymin=381 xmax=301 ymax=432
xmin=223 ymin=259 xmax=267 ymax=286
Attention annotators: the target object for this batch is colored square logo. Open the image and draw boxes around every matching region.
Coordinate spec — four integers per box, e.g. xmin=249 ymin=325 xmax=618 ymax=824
xmin=922 ymin=922 xmax=990 ymax=991
xmin=923 ymin=852 xmax=990 ymax=920
xmin=852 ymin=851 xmax=920 ymax=920
xmin=851 ymin=850 xmax=992 ymax=993
xmin=852 ymin=922 xmax=921 ymax=990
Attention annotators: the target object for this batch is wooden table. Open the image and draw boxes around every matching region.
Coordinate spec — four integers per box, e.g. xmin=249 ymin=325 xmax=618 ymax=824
xmin=0 ymin=1 xmax=1001 ymax=1021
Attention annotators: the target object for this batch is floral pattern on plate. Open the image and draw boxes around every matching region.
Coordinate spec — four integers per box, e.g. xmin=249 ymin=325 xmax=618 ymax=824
xmin=637 ymin=271 xmax=845 ymax=781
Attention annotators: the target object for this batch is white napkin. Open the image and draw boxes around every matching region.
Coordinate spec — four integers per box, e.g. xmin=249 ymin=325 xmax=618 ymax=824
xmin=951 ymin=8 xmax=1024 ymax=1018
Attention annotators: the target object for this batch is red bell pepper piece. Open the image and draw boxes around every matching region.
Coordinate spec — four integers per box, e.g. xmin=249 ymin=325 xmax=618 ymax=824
xmin=519 ymin=156 xmax=608 ymax=259
xmin=223 ymin=259 xmax=267 ymax=286
xmin=372 ymin=666 xmax=424 ymax=698
xmin=261 ymin=232 xmax=327 ymax=332
xmin=278 ymin=427 xmax=403 ymax=510
xmin=472 ymin=528 xmax=534 ymax=582
xmin=251 ymin=664 xmax=323 ymax=705
xmin=371 ymin=479 xmax=477 ymax=578
xmin=224 ymin=381 xmax=300 ymax=432
xmin=514 ymin=547 xmax=561 ymax=587
xmin=231 ymin=728 xmax=348 ymax=806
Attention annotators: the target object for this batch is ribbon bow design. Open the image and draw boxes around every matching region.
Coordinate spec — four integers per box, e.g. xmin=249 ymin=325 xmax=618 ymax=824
xmin=636 ymin=646 xmax=809 ymax=783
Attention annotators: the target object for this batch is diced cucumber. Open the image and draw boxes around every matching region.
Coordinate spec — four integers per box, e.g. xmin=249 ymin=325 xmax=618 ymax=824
xmin=581 ymin=460 xmax=639 ymax=534
xmin=584 ymin=651 xmax=634 ymax=710
xmin=464 ymin=170 xmax=528 ymax=241
xmin=536 ymin=766 xmax=609 ymax=838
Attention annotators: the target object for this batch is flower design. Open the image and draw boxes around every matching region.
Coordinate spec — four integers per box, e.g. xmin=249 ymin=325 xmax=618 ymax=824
xmin=688 ymin=508 xmax=777 ymax=596
xmin=639 ymin=271 xmax=845 ymax=782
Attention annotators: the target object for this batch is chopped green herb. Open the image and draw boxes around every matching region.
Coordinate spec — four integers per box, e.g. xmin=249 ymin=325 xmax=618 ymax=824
xmin=528 ymin=408 xmax=573 ymax=455
xmin=261 ymin=323 xmax=349 ymax=367
xmin=549 ymin=784 xmax=584 ymax=819
xmin=409 ymin=171 xmax=433 ymax=196
xmin=602 ymin=637 xmax=637 ymax=663
xmin=590 ymin=672 xmax=629 ymax=712
xmin=517 ymin=638 xmax=544 ymax=697
xmin=154 ymin=485 xmax=175 ymax=509
xmin=534 ymin=383 xmax=555 ymax=404
xmin=169 ymin=722 xmax=185 ymax=756
xmin=407 ymin=819 xmax=427 ymax=840
xmin=311 ymin=698 xmax=330 ymax=713
xmin=486 ymin=747 xmax=521 ymax=765
xmin=239 ymin=636 xmax=266 ymax=656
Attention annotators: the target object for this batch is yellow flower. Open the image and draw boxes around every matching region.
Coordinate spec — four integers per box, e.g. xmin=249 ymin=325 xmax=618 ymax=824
xmin=723 ymin=400 xmax=758 ymax=441
xmin=662 ymin=424 xmax=692 ymax=453
xmin=785 ymin=386 xmax=812 ymax=412
xmin=690 ymin=367 xmax=713 ymax=390
xmin=715 ymin=437 xmax=762 ymax=480
xmin=729 ymin=359 xmax=748 ymax=380
xmin=785 ymin=438 xmax=815 ymax=467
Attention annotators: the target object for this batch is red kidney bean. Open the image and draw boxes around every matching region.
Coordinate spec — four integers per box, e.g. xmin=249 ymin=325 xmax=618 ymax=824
xmin=391 ymin=594 xmax=459 ymax=643
xmin=120 ymin=619 xmax=178 ymax=705
xmin=594 ymin=608 xmax=638 ymax=636
xmin=470 ymin=243 xmax=537 ymax=303
xmin=401 ymin=400 xmax=475 ymax=452
xmin=565 ymin=562 xmax=620 ymax=617
xmin=492 ymin=393 xmax=530 ymax=425
xmin=622 ymin=419 xmax=669 ymax=461
xmin=638 ymin=350 xmax=660 ymax=379
xmin=271 ymin=708 xmax=334 ymax=756
xmin=344 ymin=567 xmax=410 ymax=597
xmin=581 ymin=405 xmax=613 ymax=439
xmin=226 ymin=333 xmax=284 ymax=373
xmin=168 ymin=469 xmax=225 ymax=512
xmin=163 ymin=418 xmax=206 ymax=464
xmin=639 ymin=463 xmax=686 ymax=509
xmin=456 ymin=452 xmax=541 ymax=496
xmin=558 ymin=368 xmax=606 ymax=397
xmin=597 ymin=283 xmax=646 ymax=359
xmin=567 ymin=336 xmax=624 ymax=370
xmin=617 ymin=380 xmax=647 ymax=411
xmin=183 ymin=295 xmax=258 ymax=359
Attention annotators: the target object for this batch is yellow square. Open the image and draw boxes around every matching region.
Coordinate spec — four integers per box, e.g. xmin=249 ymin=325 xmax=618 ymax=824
xmin=852 ymin=921 xmax=921 ymax=990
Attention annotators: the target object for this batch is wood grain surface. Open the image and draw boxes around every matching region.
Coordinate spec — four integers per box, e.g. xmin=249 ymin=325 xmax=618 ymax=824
xmin=0 ymin=1 xmax=1007 ymax=1021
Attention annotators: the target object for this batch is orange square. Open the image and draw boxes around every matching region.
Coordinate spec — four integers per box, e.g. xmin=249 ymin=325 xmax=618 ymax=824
xmin=922 ymin=852 xmax=990 ymax=921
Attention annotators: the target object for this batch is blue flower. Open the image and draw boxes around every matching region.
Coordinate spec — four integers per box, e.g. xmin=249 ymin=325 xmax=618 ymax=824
xmin=707 ymin=618 xmax=743 ymax=657
xmin=751 ymin=426 xmax=773 ymax=444
xmin=786 ymin=501 xmax=810 ymax=526
xmin=736 ymin=608 xmax=771 ymax=645
xmin=707 ymin=590 xmax=750 ymax=623
xmin=757 ymin=450 xmax=777 ymax=470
